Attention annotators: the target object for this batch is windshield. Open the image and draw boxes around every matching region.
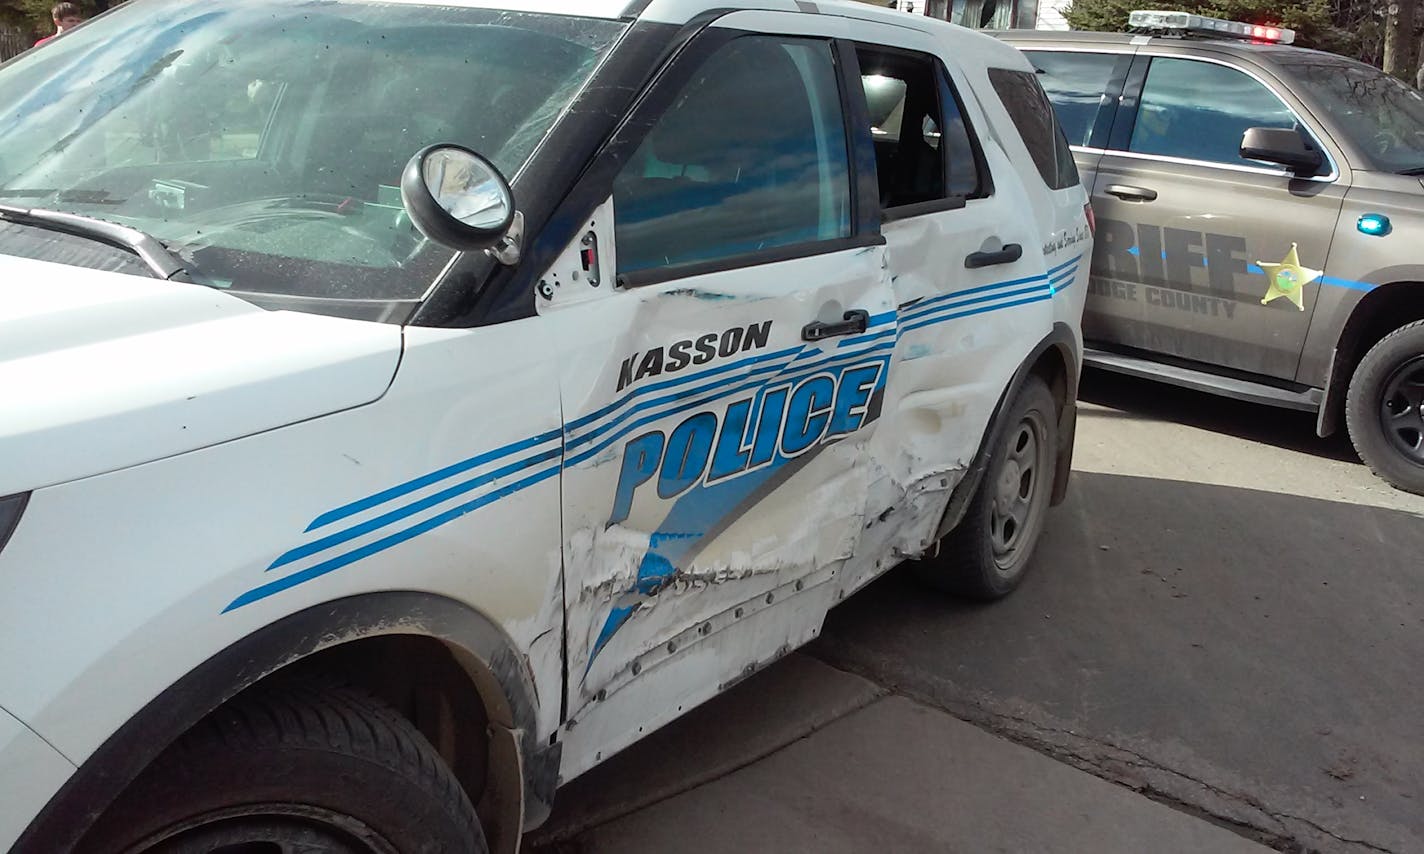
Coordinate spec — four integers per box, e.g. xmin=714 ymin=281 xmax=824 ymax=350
xmin=0 ymin=0 xmax=623 ymax=317
xmin=1279 ymin=56 xmax=1424 ymax=174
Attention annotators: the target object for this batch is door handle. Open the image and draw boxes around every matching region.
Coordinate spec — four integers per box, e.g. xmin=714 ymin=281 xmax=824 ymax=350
xmin=964 ymin=243 xmax=1023 ymax=269
xmin=1104 ymin=184 xmax=1158 ymax=201
xmin=802 ymin=309 xmax=869 ymax=341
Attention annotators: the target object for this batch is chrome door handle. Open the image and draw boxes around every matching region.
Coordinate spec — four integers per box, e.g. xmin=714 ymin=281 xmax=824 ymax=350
xmin=1104 ymin=184 xmax=1158 ymax=202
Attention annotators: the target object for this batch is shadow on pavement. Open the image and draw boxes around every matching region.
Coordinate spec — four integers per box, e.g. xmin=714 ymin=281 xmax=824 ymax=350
xmin=814 ymin=470 xmax=1424 ymax=854
xmin=1079 ymin=369 xmax=1359 ymax=463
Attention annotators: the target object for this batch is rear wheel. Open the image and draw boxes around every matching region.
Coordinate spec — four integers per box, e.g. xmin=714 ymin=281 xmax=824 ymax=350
xmin=79 ymin=681 xmax=486 ymax=854
xmin=915 ymin=375 xmax=1058 ymax=599
xmin=1346 ymin=320 xmax=1424 ymax=496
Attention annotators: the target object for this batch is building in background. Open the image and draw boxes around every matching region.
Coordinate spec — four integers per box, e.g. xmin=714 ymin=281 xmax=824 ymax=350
xmin=0 ymin=26 xmax=28 ymax=61
xmin=873 ymin=0 xmax=1070 ymax=30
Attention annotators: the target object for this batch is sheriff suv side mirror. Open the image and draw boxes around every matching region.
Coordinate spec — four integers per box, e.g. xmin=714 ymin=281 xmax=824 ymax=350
xmin=1240 ymin=127 xmax=1324 ymax=176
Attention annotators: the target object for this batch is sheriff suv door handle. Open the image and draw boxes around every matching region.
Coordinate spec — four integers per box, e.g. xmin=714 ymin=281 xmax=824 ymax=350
xmin=802 ymin=309 xmax=870 ymax=341
xmin=965 ymin=244 xmax=1023 ymax=269
xmin=1104 ymin=184 xmax=1158 ymax=202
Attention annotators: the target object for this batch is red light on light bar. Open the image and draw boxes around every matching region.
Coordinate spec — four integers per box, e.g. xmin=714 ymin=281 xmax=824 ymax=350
xmin=1250 ymin=24 xmax=1282 ymax=41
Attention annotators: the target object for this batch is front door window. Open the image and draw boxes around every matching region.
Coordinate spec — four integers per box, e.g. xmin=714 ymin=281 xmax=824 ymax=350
xmin=1128 ymin=58 xmax=1302 ymax=168
xmin=612 ymin=36 xmax=850 ymax=277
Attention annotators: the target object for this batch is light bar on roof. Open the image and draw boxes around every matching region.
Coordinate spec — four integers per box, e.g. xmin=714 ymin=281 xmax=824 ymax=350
xmin=1128 ymin=9 xmax=1296 ymax=44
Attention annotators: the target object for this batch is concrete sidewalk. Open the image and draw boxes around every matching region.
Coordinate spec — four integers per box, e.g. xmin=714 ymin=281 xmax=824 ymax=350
xmin=528 ymin=655 xmax=1268 ymax=853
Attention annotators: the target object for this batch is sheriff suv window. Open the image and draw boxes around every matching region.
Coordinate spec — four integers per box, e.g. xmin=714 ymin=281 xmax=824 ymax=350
xmin=1276 ymin=55 xmax=1424 ymax=173
xmin=612 ymin=36 xmax=851 ymax=277
xmin=988 ymin=67 xmax=1079 ymax=190
xmin=1129 ymin=58 xmax=1300 ymax=168
xmin=1025 ymin=51 xmax=1127 ymax=147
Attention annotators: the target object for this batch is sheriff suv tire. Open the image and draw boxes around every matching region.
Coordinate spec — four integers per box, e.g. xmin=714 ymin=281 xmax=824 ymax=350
xmin=917 ymin=375 xmax=1059 ymax=599
xmin=77 ymin=681 xmax=486 ymax=854
xmin=1346 ymin=320 xmax=1424 ymax=496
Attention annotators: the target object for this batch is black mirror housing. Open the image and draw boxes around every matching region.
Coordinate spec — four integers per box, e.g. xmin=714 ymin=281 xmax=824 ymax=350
xmin=1240 ymin=127 xmax=1324 ymax=176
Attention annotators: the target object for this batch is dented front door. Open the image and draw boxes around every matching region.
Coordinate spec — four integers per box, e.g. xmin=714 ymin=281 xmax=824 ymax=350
xmin=548 ymin=31 xmax=896 ymax=726
xmin=556 ymin=253 xmax=893 ymax=713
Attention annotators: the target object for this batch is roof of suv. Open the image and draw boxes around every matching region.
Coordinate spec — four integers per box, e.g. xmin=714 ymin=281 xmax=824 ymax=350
xmin=991 ymin=28 xmax=1342 ymax=63
xmin=444 ymin=0 xmax=988 ymax=27
xmin=408 ymin=0 xmax=1028 ymax=58
xmin=634 ymin=0 xmax=1012 ymax=38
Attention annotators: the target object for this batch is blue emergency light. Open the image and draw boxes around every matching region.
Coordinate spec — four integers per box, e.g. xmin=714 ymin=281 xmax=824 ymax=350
xmin=1357 ymin=214 xmax=1392 ymax=237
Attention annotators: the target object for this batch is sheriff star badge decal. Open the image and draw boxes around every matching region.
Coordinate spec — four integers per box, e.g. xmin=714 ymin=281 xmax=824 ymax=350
xmin=1256 ymin=243 xmax=1321 ymax=311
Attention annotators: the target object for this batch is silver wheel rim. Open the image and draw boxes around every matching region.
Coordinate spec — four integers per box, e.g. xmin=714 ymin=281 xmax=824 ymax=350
xmin=131 ymin=804 xmax=400 ymax=854
xmin=989 ymin=409 xmax=1051 ymax=573
xmin=1378 ymin=355 xmax=1424 ymax=465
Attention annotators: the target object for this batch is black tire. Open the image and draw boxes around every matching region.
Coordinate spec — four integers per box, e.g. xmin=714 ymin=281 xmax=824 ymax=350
xmin=914 ymin=374 xmax=1059 ymax=599
xmin=1346 ymin=320 xmax=1424 ymax=496
xmin=78 ymin=681 xmax=486 ymax=854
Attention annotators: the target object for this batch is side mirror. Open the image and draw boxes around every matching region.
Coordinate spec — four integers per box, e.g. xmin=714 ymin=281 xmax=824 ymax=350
xmin=1240 ymin=127 xmax=1324 ymax=176
xmin=401 ymin=144 xmax=517 ymax=254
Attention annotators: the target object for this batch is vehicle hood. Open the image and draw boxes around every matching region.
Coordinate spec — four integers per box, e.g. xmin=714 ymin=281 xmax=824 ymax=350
xmin=0 ymin=256 xmax=403 ymax=495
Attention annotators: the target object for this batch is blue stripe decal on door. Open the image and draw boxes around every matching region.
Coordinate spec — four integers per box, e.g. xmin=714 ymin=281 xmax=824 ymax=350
xmin=226 ymin=260 xmax=1079 ymax=613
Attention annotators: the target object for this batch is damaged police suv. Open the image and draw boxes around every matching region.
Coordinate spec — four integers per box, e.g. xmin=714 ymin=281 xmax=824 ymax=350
xmin=1002 ymin=11 xmax=1424 ymax=494
xmin=0 ymin=2 xmax=1089 ymax=851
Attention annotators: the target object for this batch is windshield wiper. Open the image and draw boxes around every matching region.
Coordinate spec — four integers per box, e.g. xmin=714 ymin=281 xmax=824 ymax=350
xmin=0 ymin=203 xmax=188 ymax=280
xmin=0 ymin=188 xmax=124 ymax=204
xmin=1396 ymin=166 xmax=1424 ymax=176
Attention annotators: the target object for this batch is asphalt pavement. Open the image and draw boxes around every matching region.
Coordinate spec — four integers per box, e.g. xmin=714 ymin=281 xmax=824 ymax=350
xmin=531 ymin=370 xmax=1424 ymax=854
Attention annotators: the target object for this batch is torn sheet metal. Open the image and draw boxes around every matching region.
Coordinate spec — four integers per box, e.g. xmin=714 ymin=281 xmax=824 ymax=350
xmin=548 ymin=231 xmax=894 ymax=717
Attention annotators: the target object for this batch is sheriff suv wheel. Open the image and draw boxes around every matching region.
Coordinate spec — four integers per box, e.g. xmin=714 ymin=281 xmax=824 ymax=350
xmin=78 ymin=681 xmax=487 ymax=854
xmin=916 ymin=375 xmax=1059 ymax=599
xmin=1346 ymin=320 xmax=1424 ymax=496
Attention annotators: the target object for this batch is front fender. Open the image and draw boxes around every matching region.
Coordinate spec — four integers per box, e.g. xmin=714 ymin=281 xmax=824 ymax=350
xmin=13 ymin=591 xmax=550 ymax=854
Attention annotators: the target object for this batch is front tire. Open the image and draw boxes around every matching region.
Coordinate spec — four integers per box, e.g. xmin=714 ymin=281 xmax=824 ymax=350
xmin=915 ymin=374 xmax=1059 ymax=599
xmin=78 ymin=681 xmax=487 ymax=854
xmin=1346 ymin=320 xmax=1424 ymax=496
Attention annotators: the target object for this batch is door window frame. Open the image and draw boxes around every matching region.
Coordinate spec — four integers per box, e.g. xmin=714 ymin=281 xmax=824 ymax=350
xmin=937 ymin=60 xmax=996 ymax=203
xmin=1107 ymin=53 xmax=1340 ymax=183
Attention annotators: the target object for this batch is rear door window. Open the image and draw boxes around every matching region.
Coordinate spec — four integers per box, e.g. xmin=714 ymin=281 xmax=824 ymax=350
xmin=858 ymin=47 xmax=947 ymax=210
xmin=856 ymin=45 xmax=986 ymax=212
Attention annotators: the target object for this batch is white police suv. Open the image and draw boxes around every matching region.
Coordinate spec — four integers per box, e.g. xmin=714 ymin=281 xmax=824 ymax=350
xmin=0 ymin=1 xmax=1090 ymax=850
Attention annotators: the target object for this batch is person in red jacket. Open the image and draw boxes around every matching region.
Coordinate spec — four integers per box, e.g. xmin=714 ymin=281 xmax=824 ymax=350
xmin=33 ymin=2 xmax=85 ymax=47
